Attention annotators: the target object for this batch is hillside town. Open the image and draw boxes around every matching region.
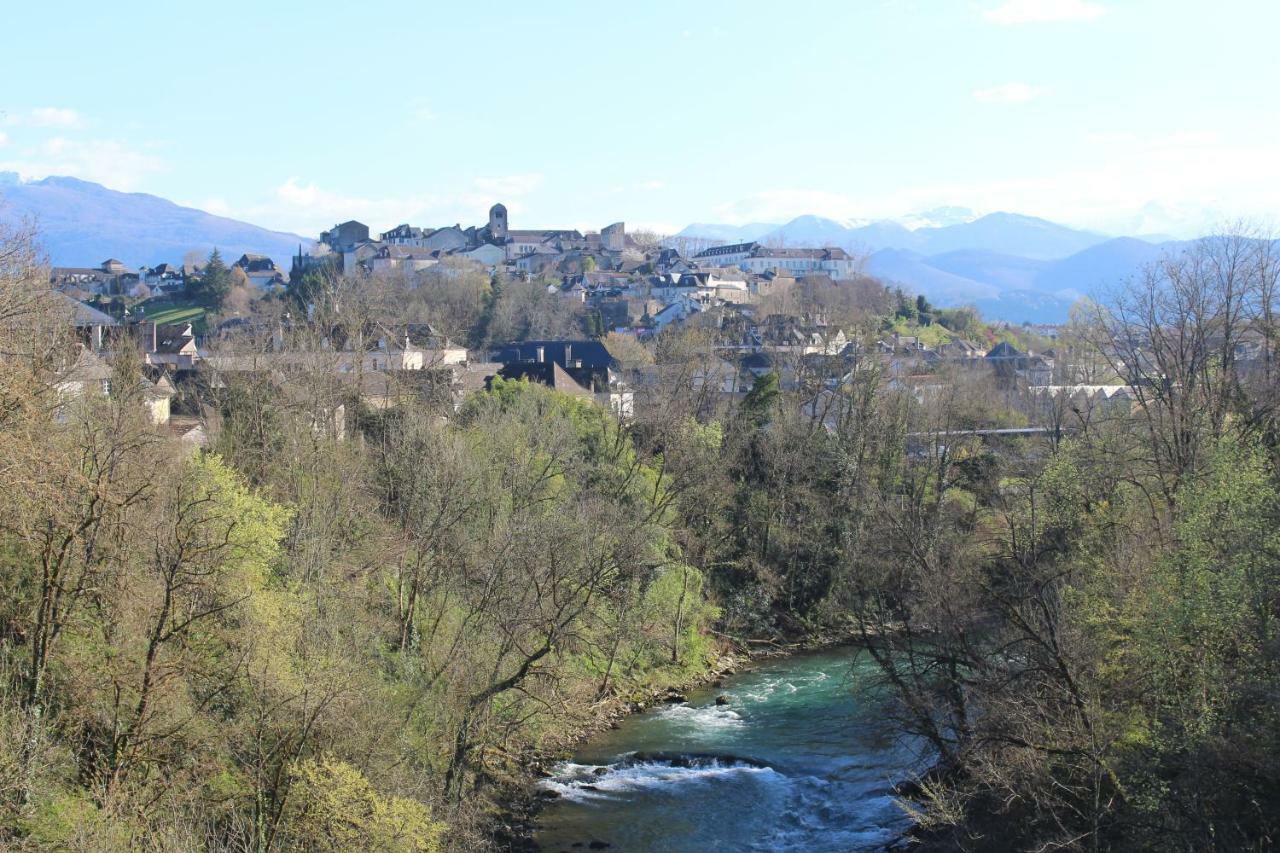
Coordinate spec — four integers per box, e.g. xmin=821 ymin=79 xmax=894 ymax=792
xmin=48 ymin=201 xmax=1150 ymax=443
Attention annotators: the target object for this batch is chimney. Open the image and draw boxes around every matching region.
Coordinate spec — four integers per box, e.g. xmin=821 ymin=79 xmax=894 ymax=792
xmin=151 ymin=321 xmax=158 ymax=353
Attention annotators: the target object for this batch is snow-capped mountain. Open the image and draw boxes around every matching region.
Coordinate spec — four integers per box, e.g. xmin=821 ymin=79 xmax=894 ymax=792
xmin=895 ymin=206 xmax=979 ymax=231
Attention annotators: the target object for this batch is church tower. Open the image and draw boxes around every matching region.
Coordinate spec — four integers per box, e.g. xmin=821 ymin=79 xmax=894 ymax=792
xmin=488 ymin=203 xmax=509 ymax=242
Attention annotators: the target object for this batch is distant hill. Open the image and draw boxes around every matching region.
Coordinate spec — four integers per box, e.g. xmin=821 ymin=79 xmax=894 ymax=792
xmin=0 ymin=172 xmax=312 ymax=268
xmin=915 ymin=213 xmax=1108 ymax=260
xmin=864 ymin=238 xmax=1189 ymax=323
xmin=864 ymin=249 xmax=1001 ymax=304
xmin=1032 ymin=237 xmax=1180 ymax=300
xmin=679 ymin=210 xmax=1182 ymax=322
xmin=923 ymin=249 xmax=1050 ymax=293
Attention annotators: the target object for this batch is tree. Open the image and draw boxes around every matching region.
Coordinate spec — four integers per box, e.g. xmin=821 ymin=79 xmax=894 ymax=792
xmin=916 ymin=294 xmax=933 ymax=325
xmin=740 ymin=371 xmax=780 ymax=428
xmin=602 ymin=331 xmax=653 ymax=368
xmin=191 ymin=248 xmax=232 ymax=310
xmin=283 ymin=756 xmax=444 ymax=852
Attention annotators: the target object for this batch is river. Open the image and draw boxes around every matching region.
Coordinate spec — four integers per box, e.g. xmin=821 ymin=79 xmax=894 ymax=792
xmin=534 ymin=647 xmax=927 ymax=852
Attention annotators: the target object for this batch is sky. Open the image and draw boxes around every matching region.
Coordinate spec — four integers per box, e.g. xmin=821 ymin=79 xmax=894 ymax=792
xmin=1 ymin=0 xmax=1277 ymax=239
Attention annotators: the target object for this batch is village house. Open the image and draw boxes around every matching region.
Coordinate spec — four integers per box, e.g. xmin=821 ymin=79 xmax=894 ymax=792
xmin=491 ymin=340 xmax=633 ymax=418
xmin=61 ymin=293 xmax=120 ymax=352
xmin=692 ymin=242 xmax=857 ymax=279
xmin=55 ymin=344 xmax=176 ymax=426
xmin=50 ymin=258 xmax=140 ymax=295
xmin=986 ymin=341 xmax=1055 ymax=386
xmin=141 ymin=321 xmax=200 ymax=370
xmin=938 ymin=337 xmax=984 ymax=360
xmin=320 ymin=220 xmax=371 ymax=252
xmin=234 ymin=254 xmax=287 ymax=289
xmin=366 ymin=244 xmax=440 ymax=274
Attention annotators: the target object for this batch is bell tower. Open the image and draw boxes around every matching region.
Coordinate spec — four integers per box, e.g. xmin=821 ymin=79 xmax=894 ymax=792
xmin=488 ymin=203 xmax=508 ymax=241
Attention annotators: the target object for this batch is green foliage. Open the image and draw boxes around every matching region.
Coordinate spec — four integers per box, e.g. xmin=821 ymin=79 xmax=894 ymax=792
xmin=285 ymin=756 xmax=445 ymax=852
xmin=1138 ymin=438 xmax=1280 ymax=737
xmin=740 ymin=371 xmax=780 ymax=428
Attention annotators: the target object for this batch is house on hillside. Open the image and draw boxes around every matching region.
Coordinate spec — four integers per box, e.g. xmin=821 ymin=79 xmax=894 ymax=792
xmin=55 ymin=345 xmax=175 ymax=425
xmin=495 ymin=360 xmax=594 ymax=401
xmin=366 ymin=244 xmax=439 ymax=274
xmin=140 ymin=322 xmax=200 ymax=370
xmin=938 ymin=338 xmax=983 ymax=360
xmin=234 ymin=254 xmax=286 ymax=289
xmin=986 ymin=341 xmax=1054 ymax=386
xmin=320 ymin=220 xmax=371 ymax=252
xmin=460 ymin=243 xmax=506 ymax=268
xmin=57 ymin=345 xmax=113 ymax=401
xmin=50 ymin=259 xmax=139 ymax=296
xmin=61 ymin=293 xmax=120 ymax=351
xmin=491 ymin=340 xmax=632 ymax=417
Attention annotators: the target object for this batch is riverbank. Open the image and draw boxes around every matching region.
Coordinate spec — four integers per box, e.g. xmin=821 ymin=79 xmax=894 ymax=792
xmin=489 ymin=630 xmax=887 ymax=850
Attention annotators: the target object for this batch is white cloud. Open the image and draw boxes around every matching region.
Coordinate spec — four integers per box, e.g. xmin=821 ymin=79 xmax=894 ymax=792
xmin=4 ymin=107 xmax=85 ymax=129
xmin=712 ymin=189 xmax=878 ymax=225
xmin=884 ymin=132 xmax=1280 ymax=236
xmin=245 ymin=178 xmax=441 ymax=235
xmin=241 ymin=175 xmax=545 ymax=235
xmin=0 ymin=131 xmax=7 ymax=147
xmin=709 ymin=130 xmax=1280 ymax=238
xmin=609 ymin=179 xmax=668 ymax=193
xmin=202 ymin=198 xmax=232 ymax=216
xmin=984 ymin=0 xmax=1106 ymax=25
xmin=630 ymin=220 xmax=684 ymax=236
xmin=0 ymin=136 xmax=165 ymax=190
xmin=472 ymin=173 xmax=543 ymax=197
xmin=972 ymin=82 xmax=1049 ymax=104
xmin=408 ymin=100 xmax=437 ymax=122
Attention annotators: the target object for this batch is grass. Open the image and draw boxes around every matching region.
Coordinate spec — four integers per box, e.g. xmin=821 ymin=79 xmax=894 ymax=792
xmin=889 ymin=317 xmax=954 ymax=347
xmin=139 ymin=299 xmax=206 ymax=329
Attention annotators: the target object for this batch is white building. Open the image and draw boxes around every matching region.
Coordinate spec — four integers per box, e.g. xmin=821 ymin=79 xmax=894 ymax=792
xmin=693 ymin=242 xmax=857 ymax=279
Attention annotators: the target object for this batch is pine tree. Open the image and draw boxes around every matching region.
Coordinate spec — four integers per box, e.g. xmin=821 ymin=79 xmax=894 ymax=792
xmin=193 ymin=248 xmax=232 ymax=309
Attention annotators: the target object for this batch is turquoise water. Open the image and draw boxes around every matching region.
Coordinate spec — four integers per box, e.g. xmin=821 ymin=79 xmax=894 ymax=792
xmin=534 ymin=648 xmax=925 ymax=852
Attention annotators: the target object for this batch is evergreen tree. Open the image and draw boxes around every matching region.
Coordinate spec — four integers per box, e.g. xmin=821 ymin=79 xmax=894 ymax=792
xmin=192 ymin=248 xmax=232 ymax=309
xmin=740 ymin=371 xmax=780 ymax=428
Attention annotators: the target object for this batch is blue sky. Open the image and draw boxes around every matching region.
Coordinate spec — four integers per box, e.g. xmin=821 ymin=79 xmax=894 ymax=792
xmin=2 ymin=0 xmax=1277 ymax=238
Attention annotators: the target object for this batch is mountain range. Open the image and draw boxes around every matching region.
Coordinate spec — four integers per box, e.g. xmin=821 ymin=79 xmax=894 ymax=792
xmin=0 ymin=172 xmax=310 ymax=268
xmin=679 ymin=212 xmax=1183 ymax=323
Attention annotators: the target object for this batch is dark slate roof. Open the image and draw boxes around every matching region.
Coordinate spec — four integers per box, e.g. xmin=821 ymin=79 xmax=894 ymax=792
xmin=154 ymin=326 xmax=196 ymax=354
xmin=749 ymin=246 xmax=852 ymax=261
xmin=497 ymin=362 xmax=593 ymax=397
xmin=382 ymin=224 xmax=425 ymax=239
xmin=986 ymin=341 xmax=1026 ymax=359
xmin=493 ymin=340 xmax=616 ymax=370
xmin=693 ymin=242 xmax=758 ymax=258
xmin=59 ymin=293 xmax=120 ymax=326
